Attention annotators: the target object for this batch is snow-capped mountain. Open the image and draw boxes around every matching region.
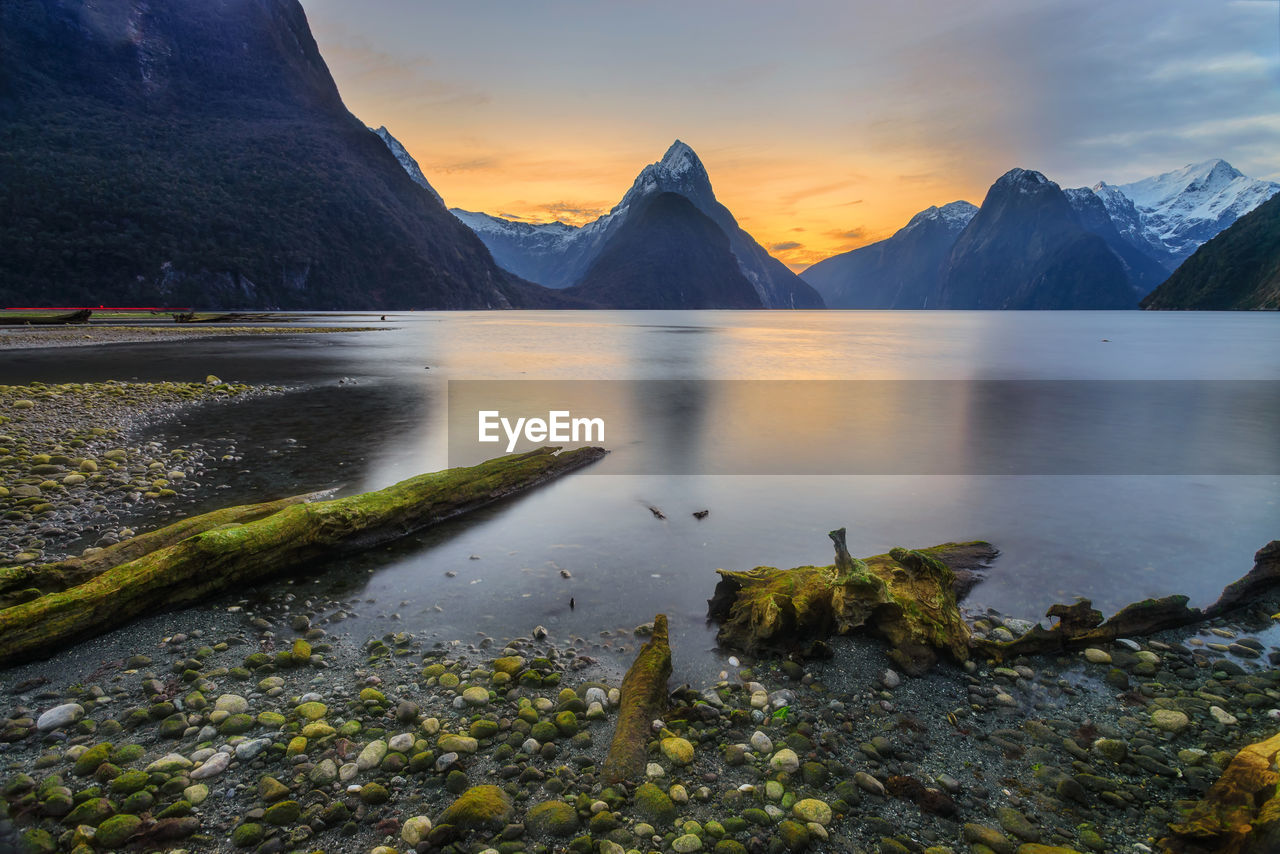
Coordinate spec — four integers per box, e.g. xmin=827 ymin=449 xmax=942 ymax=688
xmin=1090 ymin=159 xmax=1278 ymax=270
xmin=371 ymin=126 xmax=445 ymax=205
xmin=449 ymin=210 xmax=581 ymax=287
xmin=448 ymin=141 xmax=824 ymax=308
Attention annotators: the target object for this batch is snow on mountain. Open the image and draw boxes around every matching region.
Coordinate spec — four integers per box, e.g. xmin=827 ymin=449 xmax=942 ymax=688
xmin=1091 ymin=159 xmax=1278 ymax=270
xmin=371 ymin=126 xmax=445 ymax=205
xmin=904 ymin=201 xmax=978 ymax=234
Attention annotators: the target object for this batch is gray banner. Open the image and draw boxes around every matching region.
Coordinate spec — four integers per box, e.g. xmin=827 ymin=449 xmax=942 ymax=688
xmin=447 ymin=380 xmax=1280 ymax=475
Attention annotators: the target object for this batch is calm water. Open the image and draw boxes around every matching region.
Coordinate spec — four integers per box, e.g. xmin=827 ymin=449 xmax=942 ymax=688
xmin=6 ymin=311 xmax=1279 ymax=680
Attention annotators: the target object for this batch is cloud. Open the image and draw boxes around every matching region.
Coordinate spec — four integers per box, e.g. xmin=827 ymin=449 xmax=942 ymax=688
xmin=827 ymin=228 xmax=866 ymax=240
xmin=431 ymin=156 xmax=504 ymax=174
xmin=768 ymin=241 xmax=803 ymax=252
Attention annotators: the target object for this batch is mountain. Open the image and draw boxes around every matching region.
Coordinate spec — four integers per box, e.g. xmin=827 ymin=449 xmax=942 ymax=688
xmin=800 ymin=201 xmax=976 ymax=309
xmin=938 ymin=169 xmax=1136 ymax=309
xmin=1093 ymin=160 xmax=1279 ymax=270
xmin=450 ymin=210 xmax=581 ymax=288
xmin=563 ymin=193 xmax=763 ymax=309
xmin=1062 ymin=188 xmax=1170 ymax=295
xmin=0 ymin=0 xmax=550 ymax=309
xmin=450 ymin=141 xmax=824 ymax=309
xmin=1140 ymin=193 xmax=1280 ymax=310
xmin=372 ymin=126 xmax=445 ymax=205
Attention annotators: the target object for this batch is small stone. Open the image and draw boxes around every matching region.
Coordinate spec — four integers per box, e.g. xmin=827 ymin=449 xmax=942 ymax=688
xmin=190 ymin=751 xmax=231 ymax=780
xmin=402 ymin=815 xmax=433 ymax=845
xmin=1151 ymin=709 xmax=1191 ymax=734
xmin=357 ymin=739 xmax=389 ymax=770
xmin=793 ymin=799 xmax=832 ymax=826
xmin=750 ymin=731 xmax=773 ymax=753
xmin=462 ymin=686 xmax=490 ymax=706
xmin=1083 ymin=648 xmax=1112 ymax=664
xmin=213 ymin=694 xmax=249 ymax=714
xmin=769 ymin=748 xmax=800 ymax=773
xmin=661 ymin=736 xmax=695 ymax=766
xmin=36 ymin=703 xmax=84 ymax=732
xmin=855 ymin=771 xmax=885 ymax=796
xmin=673 ymin=833 xmax=703 ymax=853
xmin=1210 ymin=706 xmax=1238 ymax=726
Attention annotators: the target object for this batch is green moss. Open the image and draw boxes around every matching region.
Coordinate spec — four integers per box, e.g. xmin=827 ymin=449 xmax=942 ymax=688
xmin=437 ymin=784 xmax=512 ymax=832
xmin=526 ymin=799 xmax=579 ymax=837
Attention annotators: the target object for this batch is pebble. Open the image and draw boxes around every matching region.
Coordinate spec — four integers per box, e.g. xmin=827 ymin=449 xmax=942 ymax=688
xmin=36 ymin=703 xmax=84 ymax=732
xmin=189 ymin=751 xmax=231 ymax=780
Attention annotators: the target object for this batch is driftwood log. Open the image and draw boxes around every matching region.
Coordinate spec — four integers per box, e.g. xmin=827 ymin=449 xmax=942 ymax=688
xmin=707 ymin=529 xmax=998 ymax=675
xmin=602 ymin=614 xmax=672 ymax=784
xmin=975 ymin=540 xmax=1280 ymax=660
xmin=0 ymin=446 xmax=606 ymax=666
xmin=0 ymin=491 xmax=325 ymax=608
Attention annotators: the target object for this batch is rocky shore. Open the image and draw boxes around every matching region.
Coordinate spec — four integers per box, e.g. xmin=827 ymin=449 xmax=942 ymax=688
xmin=0 ymin=327 xmax=375 ymax=352
xmin=0 ymin=379 xmax=283 ymax=566
xmin=1 ymin=572 xmax=1278 ymax=854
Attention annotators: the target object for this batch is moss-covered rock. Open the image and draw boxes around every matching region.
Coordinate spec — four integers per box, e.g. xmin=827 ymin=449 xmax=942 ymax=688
xmin=633 ymin=781 xmax=677 ymax=825
xmin=602 ymin=614 xmax=672 ymax=784
xmin=526 ymin=799 xmax=580 ymax=837
xmin=94 ymin=814 xmax=142 ymax=848
xmin=436 ymin=784 xmax=512 ymax=833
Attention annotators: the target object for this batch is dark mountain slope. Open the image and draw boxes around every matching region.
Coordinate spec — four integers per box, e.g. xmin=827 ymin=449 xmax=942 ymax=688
xmin=564 ymin=193 xmax=764 ymax=309
xmin=939 ymin=169 xmax=1136 ymax=309
xmin=1141 ymin=193 xmax=1280 ymax=310
xmin=0 ymin=0 xmax=549 ymax=309
xmin=801 ymin=201 xmax=976 ymax=308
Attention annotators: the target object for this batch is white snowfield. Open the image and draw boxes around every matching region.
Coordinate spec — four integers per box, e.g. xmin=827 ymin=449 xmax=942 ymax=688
xmin=1090 ymin=159 xmax=1278 ymax=269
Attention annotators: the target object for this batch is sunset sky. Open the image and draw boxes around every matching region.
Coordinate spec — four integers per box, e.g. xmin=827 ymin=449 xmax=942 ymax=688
xmin=304 ymin=0 xmax=1280 ymax=271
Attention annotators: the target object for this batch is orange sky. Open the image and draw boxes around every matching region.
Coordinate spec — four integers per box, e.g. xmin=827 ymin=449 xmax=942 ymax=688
xmin=303 ymin=0 xmax=1280 ymax=272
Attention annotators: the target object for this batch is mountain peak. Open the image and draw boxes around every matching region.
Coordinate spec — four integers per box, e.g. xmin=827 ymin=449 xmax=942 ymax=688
xmin=994 ymin=167 xmax=1053 ymax=188
xmin=655 ymin=139 xmax=706 ymax=179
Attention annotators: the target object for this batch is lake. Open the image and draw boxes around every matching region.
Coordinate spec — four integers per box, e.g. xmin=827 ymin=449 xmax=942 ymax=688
xmin=6 ymin=310 xmax=1278 ymax=681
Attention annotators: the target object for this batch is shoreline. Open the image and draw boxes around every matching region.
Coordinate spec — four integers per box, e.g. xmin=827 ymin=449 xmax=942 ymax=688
xmin=0 ymin=326 xmax=381 ymax=352
xmin=0 ymin=379 xmax=286 ymax=567
xmin=1 ymin=574 xmax=1278 ymax=853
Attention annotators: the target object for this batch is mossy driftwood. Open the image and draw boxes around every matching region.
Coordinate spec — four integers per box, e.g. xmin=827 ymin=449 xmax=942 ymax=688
xmin=707 ymin=529 xmax=998 ymax=675
xmin=603 ymin=614 xmax=672 ymax=784
xmin=0 ymin=446 xmax=606 ymax=667
xmin=975 ymin=540 xmax=1280 ymax=661
xmin=1159 ymin=729 xmax=1280 ymax=854
xmin=0 ymin=492 xmax=324 ymax=608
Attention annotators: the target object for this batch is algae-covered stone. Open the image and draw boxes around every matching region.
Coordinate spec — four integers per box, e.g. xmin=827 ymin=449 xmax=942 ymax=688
xmin=402 ymin=815 xmax=433 ymax=845
xmin=492 ymin=656 xmax=525 ymax=675
xmin=232 ymin=822 xmax=264 ymax=847
xmin=108 ymin=769 xmax=149 ymax=795
xmin=95 ymin=814 xmax=142 ymax=848
xmin=527 ymin=799 xmax=580 ymax=837
xmin=437 ymin=784 xmax=513 ymax=831
xmin=462 ymin=686 xmax=490 ymax=706
xmin=673 ymin=834 xmax=704 ymax=853
xmin=63 ymin=797 xmax=113 ymax=826
xmin=1151 ymin=709 xmax=1191 ymax=734
xmin=264 ymin=800 xmax=301 ymax=825
xmin=295 ymin=701 xmax=326 ymax=721
xmin=792 ymin=799 xmax=832 ymax=826
xmin=219 ymin=713 xmax=254 ymax=735
xmin=213 ymin=694 xmax=248 ymax=714
xmin=661 ymin=736 xmax=695 ymax=766
xmin=633 ymin=781 xmax=677 ymax=825
xmin=438 ymin=734 xmax=478 ymax=754
xmin=73 ymin=743 xmax=113 ymax=776
xmin=259 ymin=776 xmax=290 ymax=801
xmin=777 ymin=820 xmax=809 ymax=851
xmin=359 ymin=782 xmax=390 ymax=804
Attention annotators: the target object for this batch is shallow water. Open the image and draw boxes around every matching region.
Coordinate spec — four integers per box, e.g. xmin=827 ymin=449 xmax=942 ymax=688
xmin=7 ymin=311 xmax=1279 ymax=681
